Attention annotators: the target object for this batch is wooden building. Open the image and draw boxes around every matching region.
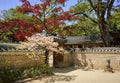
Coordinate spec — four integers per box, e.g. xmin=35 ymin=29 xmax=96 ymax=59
xmin=64 ymin=36 xmax=103 ymax=49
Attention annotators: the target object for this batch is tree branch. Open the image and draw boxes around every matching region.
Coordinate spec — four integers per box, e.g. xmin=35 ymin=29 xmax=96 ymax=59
xmin=98 ymin=0 xmax=102 ymax=18
xmin=83 ymin=13 xmax=98 ymax=24
xmin=87 ymin=0 xmax=98 ymax=17
xmin=74 ymin=12 xmax=98 ymax=24
xmin=107 ymin=0 xmax=115 ymax=20
xmin=101 ymin=0 xmax=110 ymax=18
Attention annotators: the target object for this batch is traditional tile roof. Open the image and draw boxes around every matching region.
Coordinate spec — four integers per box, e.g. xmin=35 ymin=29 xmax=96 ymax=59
xmin=0 ymin=43 xmax=20 ymax=50
xmin=65 ymin=36 xmax=103 ymax=45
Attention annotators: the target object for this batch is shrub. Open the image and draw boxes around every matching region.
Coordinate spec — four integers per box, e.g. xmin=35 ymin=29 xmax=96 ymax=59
xmin=0 ymin=65 xmax=52 ymax=83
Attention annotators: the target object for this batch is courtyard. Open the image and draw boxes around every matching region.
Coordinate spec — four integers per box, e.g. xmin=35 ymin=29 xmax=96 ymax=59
xmin=20 ymin=67 xmax=120 ymax=83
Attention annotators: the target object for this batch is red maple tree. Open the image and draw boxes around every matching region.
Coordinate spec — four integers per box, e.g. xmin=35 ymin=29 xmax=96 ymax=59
xmin=0 ymin=19 xmax=42 ymax=41
xmin=17 ymin=0 xmax=78 ymax=34
xmin=0 ymin=0 xmax=78 ymax=42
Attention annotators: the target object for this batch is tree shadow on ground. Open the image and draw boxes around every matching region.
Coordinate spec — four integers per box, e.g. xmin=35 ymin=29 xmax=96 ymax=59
xmin=16 ymin=67 xmax=77 ymax=83
xmin=52 ymin=67 xmax=78 ymax=73
xmin=44 ymin=75 xmax=77 ymax=83
xmin=41 ymin=67 xmax=77 ymax=83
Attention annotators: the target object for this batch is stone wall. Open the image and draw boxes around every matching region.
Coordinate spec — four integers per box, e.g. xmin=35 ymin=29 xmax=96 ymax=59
xmin=1 ymin=47 xmax=120 ymax=71
xmin=73 ymin=47 xmax=120 ymax=70
xmin=0 ymin=51 xmax=45 ymax=69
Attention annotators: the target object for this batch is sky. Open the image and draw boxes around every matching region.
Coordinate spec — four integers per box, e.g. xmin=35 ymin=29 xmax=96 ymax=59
xmin=0 ymin=0 xmax=78 ymax=11
xmin=0 ymin=0 xmax=119 ymax=13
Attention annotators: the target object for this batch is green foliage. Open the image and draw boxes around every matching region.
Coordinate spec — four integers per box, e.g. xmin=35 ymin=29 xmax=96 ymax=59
xmin=0 ymin=30 xmax=16 ymax=43
xmin=0 ymin=68 xmax=22 ymax=83
xmin=111 ymin=9 xmax=120 ymax=31
xmin=70 ymin=0 xmax=120 ymax=46
xmin=0 ymin=7 xmax=35 ymax=43
xmin=0 ymin=65 xmax=52 ymax=83
xmin=55 ymin=19 xmax=100 ymax=36
xmin=71 ymin=2 xmax=93 ymax=15
xmin=10 ymin=7 xmax=34 ymax=23
xmin=76 ymin=18 xmax=100 ymax=36
xmin=0 ymin=7 xmax=33 ymax=23
xmin=69 ymin=2 xmax=99 ymax=36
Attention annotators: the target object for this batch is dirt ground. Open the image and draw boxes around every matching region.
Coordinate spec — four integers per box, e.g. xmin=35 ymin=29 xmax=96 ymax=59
xmin=21 ymin=67 xmax=120 ymax=83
